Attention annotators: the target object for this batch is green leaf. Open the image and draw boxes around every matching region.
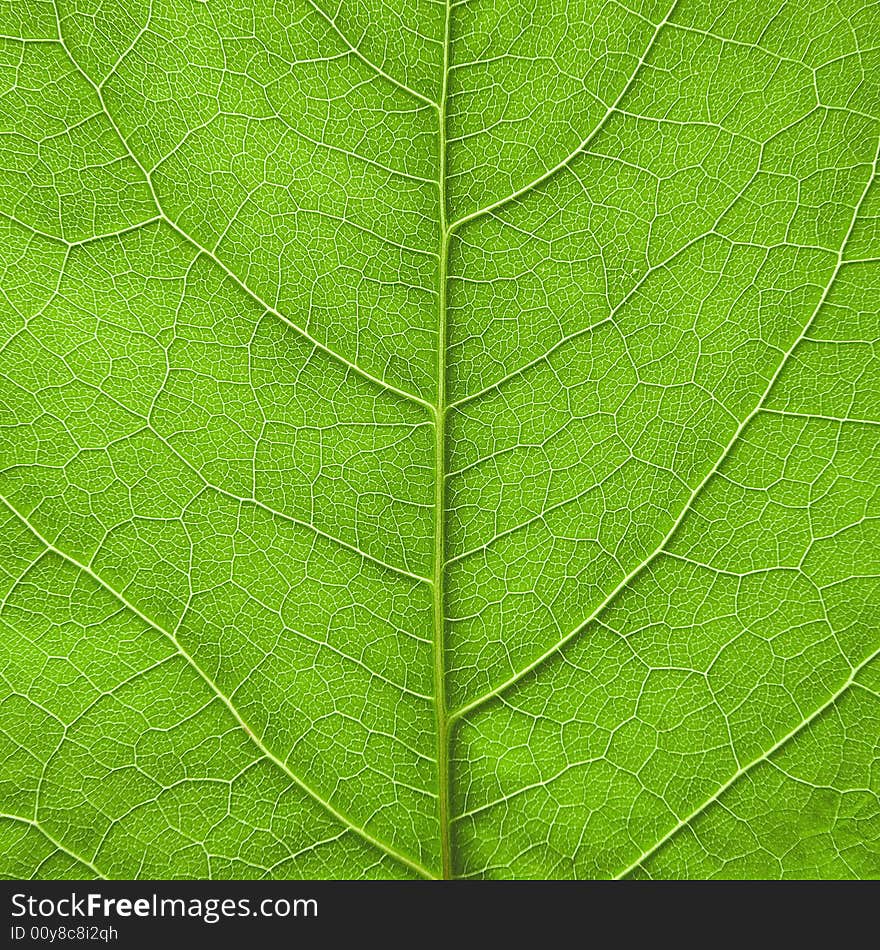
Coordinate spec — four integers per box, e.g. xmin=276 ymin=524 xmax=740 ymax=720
xmin=0 ymin=0 xmax=878 ymax=880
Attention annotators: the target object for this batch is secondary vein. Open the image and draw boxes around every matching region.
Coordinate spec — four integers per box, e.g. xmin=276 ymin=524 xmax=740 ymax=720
xmin=0 ymin=495 xmax=436 ymax=881
xmin=614 ymin=641 xmax=880 ymax=879
xmin=50 ymin=3 xmax=434 ymax=416
xmin=446 ymin=132 xmax=880 ymax=726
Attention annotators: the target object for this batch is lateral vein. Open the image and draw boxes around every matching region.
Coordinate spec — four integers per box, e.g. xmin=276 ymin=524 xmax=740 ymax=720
xmin=445 ymin=0 xmax=679 ymax=234
xmin=614 ymin=642 xmax=880 ymax=879
xmin=447 ymin=133 xmax=880 ymax=724
xmin=50 ymin=3 xmax=434 ymax=416
xmin=0 ymin=812 xmax=107 ymax=879
xmin=0 ymin=496 xmax=437 ymax=881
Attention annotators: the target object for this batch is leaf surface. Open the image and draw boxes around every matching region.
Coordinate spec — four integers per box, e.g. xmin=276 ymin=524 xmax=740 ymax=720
xmin=0 ymin=0 xmax=878 ymax=879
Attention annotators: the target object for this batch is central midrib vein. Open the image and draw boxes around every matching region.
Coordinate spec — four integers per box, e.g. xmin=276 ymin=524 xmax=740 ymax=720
xmin=433 ymin=0 xmax=454 ymax=881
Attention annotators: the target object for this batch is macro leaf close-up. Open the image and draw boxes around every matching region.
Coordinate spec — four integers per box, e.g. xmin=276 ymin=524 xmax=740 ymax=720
xmin=0 ymin=0 xmax=878 ymax=881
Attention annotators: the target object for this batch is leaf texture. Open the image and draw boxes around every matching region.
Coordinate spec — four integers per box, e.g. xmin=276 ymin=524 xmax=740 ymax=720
xmin=0 ymin=0 xmax=878 ymax=880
